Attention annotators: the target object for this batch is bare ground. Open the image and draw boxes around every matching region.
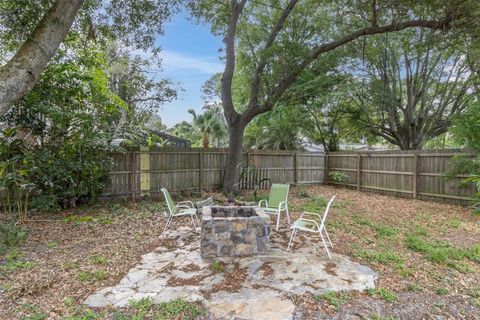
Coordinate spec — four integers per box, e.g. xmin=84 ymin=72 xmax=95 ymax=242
xmin=1 ymin=185 xmax=479 ymax=319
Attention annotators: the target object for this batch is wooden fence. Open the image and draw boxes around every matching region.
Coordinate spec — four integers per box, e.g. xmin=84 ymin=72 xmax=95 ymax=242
xmin=102 ymin=148 xmax=325 ymax=199
xmin=102 ymin=148 xmax=474 ymax=204
xmin=327 ymin=149 xmax=475 ymax=204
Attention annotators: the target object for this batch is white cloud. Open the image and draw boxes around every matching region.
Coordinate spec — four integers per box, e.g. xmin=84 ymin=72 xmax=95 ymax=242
xmin=160 ymin=50 xmax=224 ymax=74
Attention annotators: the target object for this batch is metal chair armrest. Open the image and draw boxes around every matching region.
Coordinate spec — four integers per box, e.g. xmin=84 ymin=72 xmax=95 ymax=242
xmin=258 ymin=199 xmax=268 ymax=207
xmin=177 ymin=201 xmax=195 ymax=208
xmin=296 ymin=218 xmax=320 ymax=229
xmin=300 ymin=212 xmax=322 ymax=220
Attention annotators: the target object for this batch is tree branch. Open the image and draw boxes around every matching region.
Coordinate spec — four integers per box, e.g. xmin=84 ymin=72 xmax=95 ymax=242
xmin=0 ymin=0 xmax=85 ymax=117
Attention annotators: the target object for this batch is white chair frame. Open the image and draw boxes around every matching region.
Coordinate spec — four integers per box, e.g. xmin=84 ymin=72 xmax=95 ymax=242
xmin=287 ymin=195 xmax=335 ymax=259
xmin=161 ymin=188 xmax=199 ymax=232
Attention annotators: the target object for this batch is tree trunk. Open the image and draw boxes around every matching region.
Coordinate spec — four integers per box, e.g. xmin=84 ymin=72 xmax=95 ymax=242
xmin=202 ymin=133 xmax=209 ymax=148
xmin=0 ymin=0 xmax=84 ymax=117
xmin=223 ymin=122 xmax=246 ymax=194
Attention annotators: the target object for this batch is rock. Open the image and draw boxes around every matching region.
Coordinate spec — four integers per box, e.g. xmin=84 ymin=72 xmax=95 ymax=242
xmin=84 ymin=293 xmax=112 ymax=308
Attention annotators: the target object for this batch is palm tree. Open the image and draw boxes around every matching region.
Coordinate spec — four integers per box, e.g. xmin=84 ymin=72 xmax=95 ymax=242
xmin=188 ymin=109 xmax=226 ymax=148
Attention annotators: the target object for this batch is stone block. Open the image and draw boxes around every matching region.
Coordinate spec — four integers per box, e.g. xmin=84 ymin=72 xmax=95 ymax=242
xmin=236 ymin=243 xmax=254 ymax=256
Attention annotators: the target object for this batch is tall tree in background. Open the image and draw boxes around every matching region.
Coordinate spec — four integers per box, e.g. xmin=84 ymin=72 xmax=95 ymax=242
xmin=190 ymin=0 xmax=477 ymax=192
xmin=106 ymin=43 xmax=177 ymax=140
xmin=348 ymin=30 xmax=476 ymax=150
xmin=0 ymin=0 xmax=178 ymax=117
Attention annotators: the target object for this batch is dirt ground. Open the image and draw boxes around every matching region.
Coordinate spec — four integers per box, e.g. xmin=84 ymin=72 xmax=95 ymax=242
xmin=0 ymin=185 xmax=479 ymax=319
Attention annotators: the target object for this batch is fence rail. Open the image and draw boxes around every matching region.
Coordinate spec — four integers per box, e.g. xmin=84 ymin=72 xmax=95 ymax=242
xmin=326 ymin=149 xmax=475 ymax=204
xmin=103 ymin=148 xmax=475 ymax=204
xmin=102 ymin=148 xmax=325 ymax=199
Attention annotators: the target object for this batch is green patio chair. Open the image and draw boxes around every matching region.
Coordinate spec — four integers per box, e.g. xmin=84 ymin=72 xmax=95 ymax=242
xmin=258 ymin=183 xmax=291 ymax=231
xmin=161 ymin=188 xmax=198 ymax=232
xmin=287 ymin=195 xmax=335 ymax=259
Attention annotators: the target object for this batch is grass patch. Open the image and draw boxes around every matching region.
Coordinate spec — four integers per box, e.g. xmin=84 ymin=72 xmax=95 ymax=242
xmin=355 ymin=248 xmax=403 ymax=265
xmin=89 ymin=254 xmax=109 ymax=265
xmin=367 ymin=288 xmax=398 ymax=303
xmin=435 ymin=287 xmax=449 ymax=295
xmin=122 ymin=297 xmax=205 ymax=320
xmin=77 ymin=270 xmax=109 ymax=282
xmin=302 ymin=197 xmax=328 ymax=212
xmin=210 ymin=260 xmax=225 ymax=273
xmin=0 ymin=249 xmax=35 ymax=274
xmin=352 ymin=214 xmax=398 ymax=238
xmin=313 ymin=291 xmax=348 ymax=310
xmin=63 ymin=215 xmax=112 ymax=225
xmin=406 ymin=283 xmax=422 ymax=292
xmin=406 ymin=235 xmax=480 ymax=265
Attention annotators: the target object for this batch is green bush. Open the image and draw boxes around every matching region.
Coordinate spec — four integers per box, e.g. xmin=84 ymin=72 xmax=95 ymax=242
xmin=0 ymin=222 xmax=27 ymax=248
xmin=329 ymin=171 xmax=348 ymax=184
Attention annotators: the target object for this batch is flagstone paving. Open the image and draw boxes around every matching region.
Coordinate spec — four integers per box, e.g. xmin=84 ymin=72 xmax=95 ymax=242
xmin=85 ymin=226 xmax=378 ymax=320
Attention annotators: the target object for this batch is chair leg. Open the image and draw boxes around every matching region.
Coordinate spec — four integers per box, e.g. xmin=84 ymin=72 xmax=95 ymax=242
xmin=287 ymin=228 xmax=298 ymax=251
xmin=276 ymin=212 xmax=281 ymax=231
xmin=324 ymin=227 xmax=333 ymax=248
xmin=319 ymin=230 xmax=332 ymax=259
xmin=286 ymin=206 xmax=291 ymax=225
xmin=163 ymin=215 xmax=173 ymax=233
xmin=190 ymin=214 xmax=196 ymax=229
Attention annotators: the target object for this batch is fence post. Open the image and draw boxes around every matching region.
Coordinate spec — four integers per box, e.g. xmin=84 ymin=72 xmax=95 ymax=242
xmin=324 ymin=153 xmax=329 ymax=184
xmin=130 ymin=149 xmax=136 ymax=200
xmin=412 ymin=152 xmax=418 ymax=199
xmin=140 ymin=146 xmax=150 ymax=197
xmin=357 ymin=154 xmax=362 ymax=191
xmin=293 ymin=152 xmax=298 ymax=185
xmin=198 ymin=150 xmax=203 ymax=193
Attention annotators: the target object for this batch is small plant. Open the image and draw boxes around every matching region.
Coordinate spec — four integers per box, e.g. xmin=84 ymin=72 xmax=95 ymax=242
xmin=406 ymin=283 xmax=422 ymax=292
xmin=0 ymin=249 xmax=35 ymax=274
xmin=355 ymin=248 xmax=403 ymax=265
xmin=368 ymin=288 xmax=398 ymax=303
xmin=329 ymin=171 xmax=348 ymax=184
xmin=156 ymin=298 xmax=205 ymax=320
xmin=314 ymin=291 xmax=348 ymax=310
xmin=47 ymin=242 xmax=58 ymax=249
xmin=210 ymin=260 xmax=225 ymax=273
xmin=89 ymin=254 xmax=109 ymax=265
xmin=406 ymin=235 xmax=480 ymax=265
xmin=435 ymin=287 xmax=448 ymax=295
xmin=77 ymin=270 xmax=109 ymax=282
xmin=63 ymin=297 xmax=75 ymax=307
xmin=295 ymin=185 xmax=310 ymax=198
xmin=0 ymin=222 xmax=27 ymax=248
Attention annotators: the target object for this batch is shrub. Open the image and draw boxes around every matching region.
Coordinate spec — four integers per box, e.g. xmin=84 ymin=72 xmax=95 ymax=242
xmin=0 ymin=222 xmax=27 ymax=248
xmin=329 ymin=171 xmax=348 ymax=184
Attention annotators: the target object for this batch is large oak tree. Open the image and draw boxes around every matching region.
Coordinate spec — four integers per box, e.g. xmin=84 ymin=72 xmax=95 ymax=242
xmin=190 ymin=0 xmax=478 ymax=192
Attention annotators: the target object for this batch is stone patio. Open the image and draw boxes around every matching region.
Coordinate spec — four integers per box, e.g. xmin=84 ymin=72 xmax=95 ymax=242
xmin=85 ymin=226 xmax=378 ymax=319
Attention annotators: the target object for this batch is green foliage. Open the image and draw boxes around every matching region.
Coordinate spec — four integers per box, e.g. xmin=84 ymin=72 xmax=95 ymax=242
xmin=435 ymin=287 xmax=449 ymax=295
xmin=406 ymin=283 xmax=422 ymax=292
xmin=0 ymin=249 xmax=35 ymax=274
xmin=77 ymin=270 xmax=109 ymax=283
xmin=314 ymin=291 xmax=348 ymax=310
xmin=0 ymin=128 xmax=35 ymax=221
xmin=210 ymin=260 xmax=225 ymax=273
xmin=62 ymin=215 xmax=112 ymax=225
xmin=355 ymin=248 xmax=403 ymax=265
xmin=406 ymin=235 xmax=480 ymax=264
xmin=0 ymin=222 xmax=27 ymax=248
xmin=367 ymin=287 xmax=398 ymax=303
xmin=89 ymin=255 xmax=109 ymax=265
xmin=302 ymin=197 xmax=328 ymax=212
xmin=329 ymin=171 xmax=348 ymax=184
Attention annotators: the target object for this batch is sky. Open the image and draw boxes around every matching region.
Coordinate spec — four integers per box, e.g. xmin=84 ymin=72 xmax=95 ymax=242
xmin=155 ymin=13 xmax=224 ymax=128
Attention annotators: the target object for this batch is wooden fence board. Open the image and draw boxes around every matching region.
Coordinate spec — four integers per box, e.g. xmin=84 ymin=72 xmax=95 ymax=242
xmin=102 ymin=148 xmax=475 ymax=204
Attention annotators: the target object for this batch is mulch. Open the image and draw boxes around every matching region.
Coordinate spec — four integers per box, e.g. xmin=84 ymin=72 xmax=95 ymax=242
xmin=1 ymin=185 xmax=479 ymax=319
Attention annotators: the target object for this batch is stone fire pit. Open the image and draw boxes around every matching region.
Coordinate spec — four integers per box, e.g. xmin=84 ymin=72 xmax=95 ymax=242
xmin=201 ymin=206 xmax=271 ymax=257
